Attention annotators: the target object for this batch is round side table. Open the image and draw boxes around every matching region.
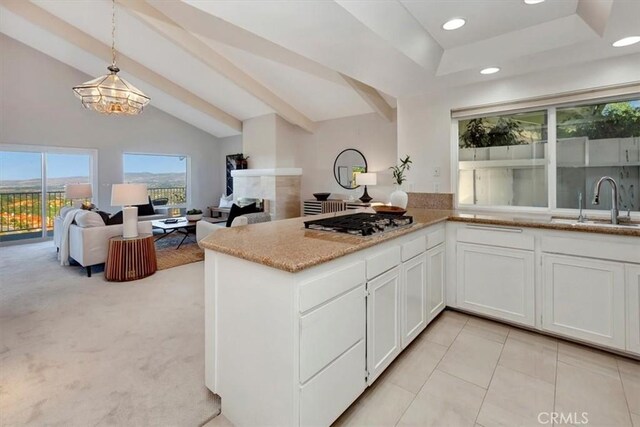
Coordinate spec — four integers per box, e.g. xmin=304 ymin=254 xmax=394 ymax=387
xmin=105 ymin=234 xmax=157 ymax=282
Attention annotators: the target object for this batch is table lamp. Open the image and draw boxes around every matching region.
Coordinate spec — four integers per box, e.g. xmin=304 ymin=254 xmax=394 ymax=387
xmin=111 ymin=183 xmax=148 ymax=238
xmin=65 ymin=183 xmax=93 ymax=208
xmin=356 ymin=172 xmax=376 ymax=203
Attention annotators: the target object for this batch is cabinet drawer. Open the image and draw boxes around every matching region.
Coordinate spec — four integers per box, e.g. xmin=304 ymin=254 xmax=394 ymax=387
xmin=366 ymin=246 xmax=401 ymax=280
xmin=426 ymin=228 xmax=445 ymax=249
xmin=457 ymin=225 xmax=534 ymax=251
xmin=300 ymin=261 xmax=365 ymax=313
xmin=401 ymin=235 xmax=426 ymax=261
xmin=300 ymin=285 xmax=365 ymax=383
xmin=300 ymin=340 xmax=366 ymax=427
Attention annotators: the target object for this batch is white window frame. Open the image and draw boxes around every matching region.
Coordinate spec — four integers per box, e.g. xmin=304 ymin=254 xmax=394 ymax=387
xmin=122 ymin=152 xmax=191 ymax=209
xmin=452 ymin=95 xmax=640 ymax=221
xmin=0 ymin=143 xmax=98 ymax=243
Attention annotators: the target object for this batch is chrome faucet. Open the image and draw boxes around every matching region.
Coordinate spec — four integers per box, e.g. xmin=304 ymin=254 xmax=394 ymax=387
xmin=592 ymin=176 xmax=620 ymax=224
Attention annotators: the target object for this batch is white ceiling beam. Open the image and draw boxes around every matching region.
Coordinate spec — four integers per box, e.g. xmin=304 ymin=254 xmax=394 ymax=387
xmin=340 ymin=74 xmax=395 ymax=122
xmin=0 ymin=0 xmax=242 ymax=133
xmin=120 ymin=0 xmax=317 ymax=134
xmin=577 ymin=0 xmax=614 ymax=37
xmin=142 ymin=0 xmax=349 ymax=89
xmin=334 ymin=0 xmax=442 ymax=75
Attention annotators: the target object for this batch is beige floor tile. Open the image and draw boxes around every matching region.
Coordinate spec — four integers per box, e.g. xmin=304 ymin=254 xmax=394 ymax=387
xmin=463 ymin=317 xmax=510 ymax=344
xmin=437 ymin=330 xmax=504 ymax=388
xmin=203 ymin=413 xmax=234 ymax=427
xmin=383 ymin=338 xmax=448 ymax=394
xmin=476 ymin=365 xmax=555 ymax=427
xmin=498 ymin=332 xmax=557 ymax=384
xmin=618 ymin=357 xmax=640 ymax=415
xmin=631 ymin=412 xmax=640 ymax=427
xmin=397 ymin=369 xmax=486 ymax=427
xmin=424 ymin=311 xmax=468 ymax=347
xmin=555 ymin=361 xmax=632 ymax=427
xmin=557 ymin=341 xmax=620 ymax=379
xmin=333 ymin=381 xmax=414 ymax=427
xmin=508 ymin=327 xmax=557 ymax=348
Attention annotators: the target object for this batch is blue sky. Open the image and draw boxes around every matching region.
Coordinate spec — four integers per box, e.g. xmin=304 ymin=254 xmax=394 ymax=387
xmin=0 ymin=152 xmax=186 ymax=182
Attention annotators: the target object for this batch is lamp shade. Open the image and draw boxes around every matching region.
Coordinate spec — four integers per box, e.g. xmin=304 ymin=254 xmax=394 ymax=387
xmin=111 ymin=183 xmax=148 ymax=206
xmin=356 ymin=172 xmax=377 ymax=186
xmin=65 ymin=183 xmax=93 ymax=200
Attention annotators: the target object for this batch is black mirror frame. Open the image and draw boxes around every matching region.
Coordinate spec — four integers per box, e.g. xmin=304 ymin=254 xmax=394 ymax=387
xmin=333 ymin=148 xmax=368 ymax=190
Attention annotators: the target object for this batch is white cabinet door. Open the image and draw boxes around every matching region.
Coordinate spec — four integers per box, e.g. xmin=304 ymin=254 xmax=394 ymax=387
xmin=367 ymin=267 xmax=401 ymax=384
xmin=427 ymin=244 xmax=446 ymax=323
xmin=626 ymin=265 xmax=640 ymax=355
xmin=456 ymin=243 xmax=535 ymax=326
xmin=400 ymin=254 xmax=427 ymax=349
xmin=542 ymin=254 xmax=625 ymax=349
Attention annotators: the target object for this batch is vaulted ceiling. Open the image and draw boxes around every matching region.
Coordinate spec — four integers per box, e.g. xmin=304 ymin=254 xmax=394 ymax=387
xmin=1 ymin=0 xmax=639 ymax=137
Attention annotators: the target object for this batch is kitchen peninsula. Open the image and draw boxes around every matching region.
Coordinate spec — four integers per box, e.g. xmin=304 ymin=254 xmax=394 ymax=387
xmin=200 ymin=209 xmax=640 ymax=427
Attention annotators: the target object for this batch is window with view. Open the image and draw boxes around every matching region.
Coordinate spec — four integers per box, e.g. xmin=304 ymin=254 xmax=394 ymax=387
xmin=455 ymin=97 xmax=640 ymax=215
xmin=457 ymin=110 xmax=548 ymax=207
xmin=557 ymin=99 xmax=639 ymax=214
xmin=123 ymin=153 xmax=188 ymax=207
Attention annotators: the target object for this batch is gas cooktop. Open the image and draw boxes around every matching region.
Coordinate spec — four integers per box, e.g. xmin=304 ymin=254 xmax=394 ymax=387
xmin=304 ymin=213 xmax=413 ymax=236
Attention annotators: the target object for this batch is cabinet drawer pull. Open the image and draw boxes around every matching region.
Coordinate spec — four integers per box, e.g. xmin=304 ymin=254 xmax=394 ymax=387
xmin=465 ymin=225 xmax=523 ymax=233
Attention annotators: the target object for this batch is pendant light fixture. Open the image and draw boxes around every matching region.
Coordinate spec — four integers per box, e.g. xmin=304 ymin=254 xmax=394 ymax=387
xmin=73 ymin=0 xmax=150 ymax=115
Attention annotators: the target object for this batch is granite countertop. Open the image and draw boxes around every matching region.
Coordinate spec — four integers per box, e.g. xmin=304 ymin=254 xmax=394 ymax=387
xmin=200 ymin=208 xmax=640 ymax=273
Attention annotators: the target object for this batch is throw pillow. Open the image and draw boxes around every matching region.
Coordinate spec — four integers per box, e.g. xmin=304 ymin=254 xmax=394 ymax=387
xmin=226 ymin=202 xmax=257 ymax=228
xmin=95 ymin=210 xmax=111 ymax=224
xmin=59 ymin=206 xmax=74 ymax=219
xmin=75 ymin=211 xmax=105 ymax=228
xmin=107 ymin=211 xmax=123 ymax=225
xmin=219 ymin=195 xmax=234 ymax=208
xmin=136 ymin=197 xmax=155 ymax=216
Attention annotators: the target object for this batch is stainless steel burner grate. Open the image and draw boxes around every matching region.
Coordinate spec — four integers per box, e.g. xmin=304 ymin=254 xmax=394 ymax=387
xmin=304 ymin=213 xmax=413 ymax=236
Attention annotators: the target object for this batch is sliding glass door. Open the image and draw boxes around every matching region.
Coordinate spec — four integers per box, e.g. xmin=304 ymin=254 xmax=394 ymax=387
xmin=0 ymin=146 xmax=96 ymax=243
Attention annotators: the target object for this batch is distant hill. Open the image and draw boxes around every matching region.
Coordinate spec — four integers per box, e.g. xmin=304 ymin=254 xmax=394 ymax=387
xmin=0 ymin=173 xmax=186 ymax=193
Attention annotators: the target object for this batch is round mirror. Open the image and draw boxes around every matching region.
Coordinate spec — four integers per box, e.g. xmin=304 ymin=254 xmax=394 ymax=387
xmin=333 ymin=149 xmax=367 ymax=189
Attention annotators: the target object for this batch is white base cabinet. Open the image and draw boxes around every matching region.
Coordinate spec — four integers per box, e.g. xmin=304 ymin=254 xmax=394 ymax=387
xmin=426 ymin=244 xmax=446 ymax=322
xmin=367 ymin=267 xmax=402 ymax=384
xmin=456 ymin=242 xmax=535 ymax=326
xmin=542 ymin=254 xmax=626 ymax=349
xmin=400 ymin=254 xmax=428 ymax=348
xmin=626 ymin=265 xmax=640 ymax=355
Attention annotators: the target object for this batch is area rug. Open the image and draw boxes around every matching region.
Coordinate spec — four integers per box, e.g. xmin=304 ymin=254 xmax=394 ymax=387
xmin=155 ymin=233 xmax=204 ymax=270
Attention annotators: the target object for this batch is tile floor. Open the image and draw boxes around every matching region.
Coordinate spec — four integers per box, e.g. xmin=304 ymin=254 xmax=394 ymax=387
xmin=206 ymin=310 xmax=640 ymax=427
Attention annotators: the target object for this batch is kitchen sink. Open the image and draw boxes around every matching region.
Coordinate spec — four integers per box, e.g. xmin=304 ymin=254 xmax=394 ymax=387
xmin=551 ymin=218 xmax=640 ymax=228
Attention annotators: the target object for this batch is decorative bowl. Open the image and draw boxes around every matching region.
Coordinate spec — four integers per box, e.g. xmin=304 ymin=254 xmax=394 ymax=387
xmin=186 ymin=213 xmax=203 ymax=222
xmin=373 ymin=205 xmax=407 ymax=215
xmin=313 ymin=192 xmax=331 ymax=201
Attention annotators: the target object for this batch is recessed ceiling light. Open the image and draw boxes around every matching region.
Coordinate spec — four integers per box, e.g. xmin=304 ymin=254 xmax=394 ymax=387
xmin=524 ymin=0 xmax=545 ymax=4
xmin=442 ymin=18 xmax=466 ymax=31
xmin=480 ymin=67 xmax=501 ymax=75
xmin=612 ymin=36 xmax=640 ymax=47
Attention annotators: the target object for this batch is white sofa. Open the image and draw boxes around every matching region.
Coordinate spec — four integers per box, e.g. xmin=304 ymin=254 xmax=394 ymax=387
xmin=53 ymin=212 xmax=165 ymax=251
xmin=196 ymin=212 xmax=271 ymax=243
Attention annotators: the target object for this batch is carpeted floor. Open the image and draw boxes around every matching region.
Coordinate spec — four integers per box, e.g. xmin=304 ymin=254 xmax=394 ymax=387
xmin=0 ymin=241 xmax=219 ymax=426
xmin=154 ymin=233 xmax=204 ymax=271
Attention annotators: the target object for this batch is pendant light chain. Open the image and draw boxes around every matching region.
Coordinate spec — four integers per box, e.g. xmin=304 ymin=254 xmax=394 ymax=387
xmin=111 ymin=0 xmax=116 ymax=68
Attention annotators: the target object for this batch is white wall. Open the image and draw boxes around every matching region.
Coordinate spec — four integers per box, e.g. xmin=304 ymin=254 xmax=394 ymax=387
xmin=0 ymin=35 xmax=224 ymax=213
xmin=398 ymin=52 xmax=640 ymax=194
xmin=294 ymin=112 xmax=398 ymax=203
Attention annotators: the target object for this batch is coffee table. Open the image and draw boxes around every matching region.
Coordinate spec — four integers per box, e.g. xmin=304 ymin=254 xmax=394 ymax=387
xmin=152 ymin=217 xmax=198 ymax=249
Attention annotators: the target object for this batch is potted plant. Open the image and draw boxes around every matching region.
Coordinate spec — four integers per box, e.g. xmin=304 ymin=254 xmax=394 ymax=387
xmin=389 ymin=155 xmax=412 ymax=208
xmin=186 ymin=209 xmax=203 ymax=222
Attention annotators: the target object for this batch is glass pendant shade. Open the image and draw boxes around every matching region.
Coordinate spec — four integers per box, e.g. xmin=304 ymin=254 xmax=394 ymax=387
xmin=73 ymin=65 xmax=150 ymax=115
xmin=72 ymin=0 xmax=150 ymax=115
